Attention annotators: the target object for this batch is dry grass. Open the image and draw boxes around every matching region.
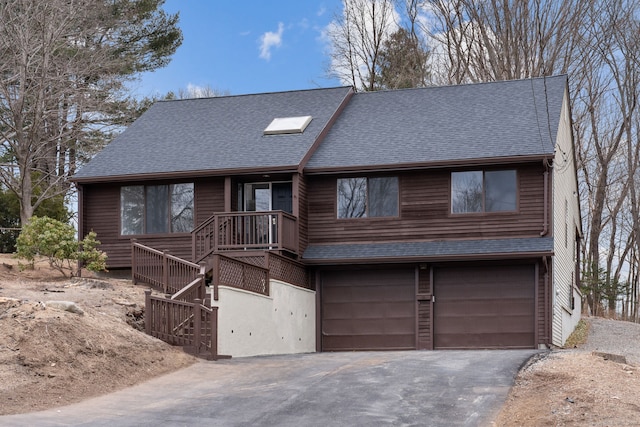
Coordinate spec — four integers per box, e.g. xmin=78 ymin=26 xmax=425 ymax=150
xmin=563 ymin=319 xmax=590 ymax=349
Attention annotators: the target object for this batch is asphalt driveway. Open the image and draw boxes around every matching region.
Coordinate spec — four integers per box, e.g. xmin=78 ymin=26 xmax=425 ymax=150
xmin=1 ymin=349 xmax=539 ymax=427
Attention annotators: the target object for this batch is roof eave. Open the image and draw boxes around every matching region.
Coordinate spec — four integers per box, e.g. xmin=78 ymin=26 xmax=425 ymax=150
xmin=71 ymin=165 xmax=300 ymax=184
xmin=302 ymin=250 xmax=555 ymax=265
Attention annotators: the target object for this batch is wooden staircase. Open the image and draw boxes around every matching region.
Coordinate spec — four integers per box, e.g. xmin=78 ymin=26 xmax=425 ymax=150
xmin=132 ymin=241 xmax=227 ymax=360
xmin=131 ymin=213 xmax=310 ymax=359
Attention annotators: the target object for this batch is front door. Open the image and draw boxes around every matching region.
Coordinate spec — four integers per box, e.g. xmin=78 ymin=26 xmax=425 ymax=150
xmin=243 ymin=182 xmax=292 ymax=214
xmin=242 ymin=182 xmax=292 ymax=246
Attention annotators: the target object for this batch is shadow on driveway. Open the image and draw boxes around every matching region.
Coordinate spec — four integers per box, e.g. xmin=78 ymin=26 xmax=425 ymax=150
xmin=1 ymin=349 xmax=539 ymax=427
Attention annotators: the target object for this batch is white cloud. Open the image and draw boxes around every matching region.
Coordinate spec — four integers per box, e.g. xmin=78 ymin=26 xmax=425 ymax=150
xmin=259 ymin=22 xmax=284 ymax=61
xmin=186 ymin=83 xmax=209 ymax=98
xmin=317 ymin=6 xmax=327 ymax=16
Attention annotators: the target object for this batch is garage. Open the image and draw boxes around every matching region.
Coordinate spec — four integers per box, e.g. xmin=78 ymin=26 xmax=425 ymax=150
xmin=433 ymin=264 xmax=536 ymax=349
xmin=321 ymin=268 xmax=416 ymax=351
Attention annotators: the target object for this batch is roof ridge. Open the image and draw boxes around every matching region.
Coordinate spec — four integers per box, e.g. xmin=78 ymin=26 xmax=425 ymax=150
xmin=352 ymin=74 xmax=568 ymax=96
xmin=156 ymin=85 xmax=353 ymax=103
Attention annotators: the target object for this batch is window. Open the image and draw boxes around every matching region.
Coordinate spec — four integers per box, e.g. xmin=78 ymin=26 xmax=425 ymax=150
xmin=451 ymin=170 xmax=516 ymax=213
xmin=337 ymin=177 xmax=398 ymax=218
xmin=121 ymin=183 xmax=194 ymax=235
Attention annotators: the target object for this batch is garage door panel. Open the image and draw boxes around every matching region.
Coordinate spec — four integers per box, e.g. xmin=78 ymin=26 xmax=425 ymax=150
xmin=321 ymin=269 xmax=416 ymax=351
xmin=436 ymin=332 xmax=533 ymax=349
xmin=324 ymin=317 xmax=414 ymax=334
xmin=437 ymin=299 xmax=534 ymax=317
xmin=434 ymin=314 xmax=535 ymax=333
xmin=323 ymin=333 xmax=416 ymax=351
xmin=434 ymin=264 xmax=535 ymax=349
xmin=323 ymin=286 xmax=414 ymax=304
xmin=323 ymin=300 xmax=414 ymax=319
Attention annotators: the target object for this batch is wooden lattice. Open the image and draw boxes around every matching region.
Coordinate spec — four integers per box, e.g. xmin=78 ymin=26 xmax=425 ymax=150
xmin=230 ymin=255 xmax=267 ymax=267
xmin=267 ymin=253 xmax=310 ymax=290
xmin=216 ymin=254 xmax=269 ymax=296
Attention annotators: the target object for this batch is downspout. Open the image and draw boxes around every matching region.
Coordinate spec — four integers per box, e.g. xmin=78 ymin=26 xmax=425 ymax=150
xmin=76 ymin=183 xmax=84 ymax=277
xmin=540 ymin=161 xmax=550 ymax=237
xmin=542 ymin=256 xmax=551 ymax=347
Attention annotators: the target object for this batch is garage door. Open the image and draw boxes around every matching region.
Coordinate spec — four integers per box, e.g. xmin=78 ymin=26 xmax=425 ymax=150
xmin=433 ymin=264 xmax=535 ymax=349
xmin=321 ymin=268 xmax=415 ymax=351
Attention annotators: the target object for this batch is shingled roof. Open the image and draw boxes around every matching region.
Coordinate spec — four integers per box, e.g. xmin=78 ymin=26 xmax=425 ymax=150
xmin=302 ymin=237 xmax=554 ymax=263
xmin=305 ymin=75 xmax=567 ymax=172
xmin=74 ymin=76 xmax=567 ymax=182
xmin=73 ymin=86 xmax=353 ymax=181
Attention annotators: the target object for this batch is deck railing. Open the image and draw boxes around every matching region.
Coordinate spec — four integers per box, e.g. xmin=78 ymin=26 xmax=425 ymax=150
xmin=210 ymin=253 xmax=269 ymax=300
xmin=145 ymin=290 xmax=219 ymax=360
xmin=171 ymin=274 xmax=207 ymax=303
xmin=192 ymin=211 xmax=298 ymax=263
xmin=132 ymin=241 xmax=205 ymax=294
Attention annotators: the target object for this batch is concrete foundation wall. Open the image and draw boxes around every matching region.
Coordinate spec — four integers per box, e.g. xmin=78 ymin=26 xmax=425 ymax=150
xmin=216 ymin=280 xmax=316 ymax=357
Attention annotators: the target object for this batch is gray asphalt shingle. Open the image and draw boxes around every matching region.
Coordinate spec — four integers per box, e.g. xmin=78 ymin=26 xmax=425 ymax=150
xmin=73 ymin=87 xmax=353 ymax=180
xmin=305 ymin=75 xmax=566 ymax=170
xmin=74 ymin=76 xmax=567 ymax=180
xmin=302 ymin=238 xmax=554 ymax=261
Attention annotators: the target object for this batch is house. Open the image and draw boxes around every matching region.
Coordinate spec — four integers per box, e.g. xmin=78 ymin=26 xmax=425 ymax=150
xmin=72 ymin=75 xmax=582 ymax=355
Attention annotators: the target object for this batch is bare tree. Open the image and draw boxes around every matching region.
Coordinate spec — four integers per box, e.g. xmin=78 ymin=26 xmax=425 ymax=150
xmin=424 ymin=0 xmax=592 ymax=83
xmin=572 ymin=0 xmax=640 ymax=315
xmin=0 ymin=0 xmax=181 ymax=225
xmin=175 ymin=85 xmax=230 ymax=99
xmin=326 ymin=0 xmax=398 ymax=91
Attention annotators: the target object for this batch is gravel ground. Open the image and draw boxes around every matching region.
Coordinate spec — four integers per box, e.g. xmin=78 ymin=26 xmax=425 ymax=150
xmin=580 ymin=317 xmax=640 ymax=365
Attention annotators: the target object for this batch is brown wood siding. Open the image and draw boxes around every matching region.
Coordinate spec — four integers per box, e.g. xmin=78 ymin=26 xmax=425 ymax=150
xmin=306 ymin=164 xmax=545 ymax=245
xmin=417 ymin=300 xmax=432 ymax=350
xmin=321 ymin=268 xmax=416 ymax=351
xmin=432 ymin=263 xmax=536 ymax=349
xmin=195 ymin=179 xmax=225 ymax=223
xmin=416 ymin=267 xmax=432 ymax=349
xmin=297 ymin=173 xmax=309 ymax=255
xmin=83 ymin=178 xmax=225 ymax=269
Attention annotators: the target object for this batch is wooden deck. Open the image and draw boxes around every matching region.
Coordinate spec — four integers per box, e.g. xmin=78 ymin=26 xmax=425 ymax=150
xmin=192 ymin=211 xmax=298 ymax=263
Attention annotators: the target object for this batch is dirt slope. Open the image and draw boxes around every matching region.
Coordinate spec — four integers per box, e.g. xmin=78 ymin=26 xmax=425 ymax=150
xmin=494 ymin=324 xmax=640 ymax=426
xmin=0 ymin=254 xmax=195 ymax=415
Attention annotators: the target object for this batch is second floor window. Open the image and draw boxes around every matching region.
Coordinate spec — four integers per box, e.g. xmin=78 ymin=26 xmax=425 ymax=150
xmin=337 ymin=177 xmax=398 ymax=218
xmin=121 ymin=183 xmax=194 ymax=235
xmin=451 ymin=170 xmax=517 ymax=213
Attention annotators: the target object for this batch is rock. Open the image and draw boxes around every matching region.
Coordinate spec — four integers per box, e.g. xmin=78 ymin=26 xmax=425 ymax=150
xmin=112 ymin=298 xmax=136 ymax=307
xmin=44 ymin=301 xmax=84 ymax=315
xmin=0 ymin=297 xmax=21 ymax=309
xmin=592 ymin=351 xmax=627 ymax=365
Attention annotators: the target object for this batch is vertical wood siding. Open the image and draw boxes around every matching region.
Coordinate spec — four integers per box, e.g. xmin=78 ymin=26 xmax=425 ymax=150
xmin=306 ymin=164 xmax=546 ymax=245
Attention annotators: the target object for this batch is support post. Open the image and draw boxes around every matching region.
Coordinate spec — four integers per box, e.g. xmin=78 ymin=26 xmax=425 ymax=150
xmin=144 ymin=290 xmax=152 ymax=335
xmin=194 ymin=299 xmax=202 ymax=354
xmin=162 ymin=250 xmax=169 ymax=294
xmin=212 ymin=255 xmax=220 ymax=301
xmin=131 ymin=239 xmax=138 ymax=285
xmin=211 ymin=306 xmax=219 ymax=360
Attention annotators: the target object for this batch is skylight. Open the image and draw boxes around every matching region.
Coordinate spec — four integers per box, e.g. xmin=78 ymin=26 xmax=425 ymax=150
xmin=264 ymin=115 xmax=312 ymax=135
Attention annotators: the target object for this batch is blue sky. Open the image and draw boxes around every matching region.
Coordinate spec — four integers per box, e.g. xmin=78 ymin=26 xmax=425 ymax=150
xmin=132 ymin=1 xmax=344 ymax=98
